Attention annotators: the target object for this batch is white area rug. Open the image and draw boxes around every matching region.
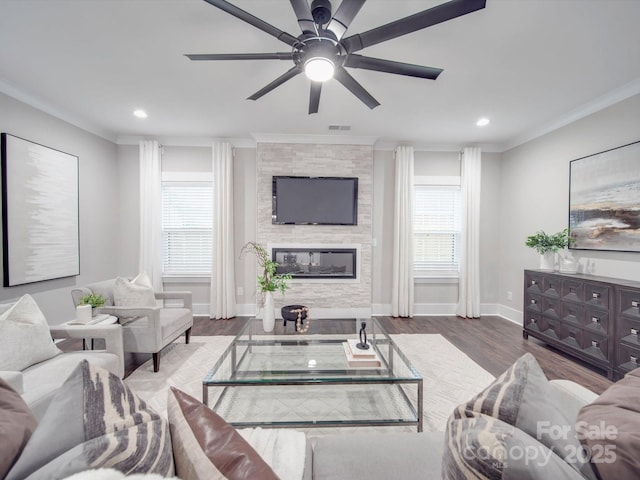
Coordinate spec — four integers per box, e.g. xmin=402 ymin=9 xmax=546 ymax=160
xmin=124 ymin=334 xmax=495 ymax=433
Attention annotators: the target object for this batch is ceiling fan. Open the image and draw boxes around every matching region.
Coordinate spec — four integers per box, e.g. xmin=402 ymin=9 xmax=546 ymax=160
xmin=186 ymin=0 xmax=486 ymax=114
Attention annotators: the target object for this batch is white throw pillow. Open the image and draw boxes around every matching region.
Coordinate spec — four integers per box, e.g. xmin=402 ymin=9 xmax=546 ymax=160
xmin=113 ymin=274 xmax=156 ymax=308
xmin=0 ymin=294 xmax=61 ymax=371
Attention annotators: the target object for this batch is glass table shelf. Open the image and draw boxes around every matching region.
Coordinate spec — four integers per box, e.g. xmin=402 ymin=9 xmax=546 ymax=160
xmin=202 ymin=318 xmax=423 ymax=431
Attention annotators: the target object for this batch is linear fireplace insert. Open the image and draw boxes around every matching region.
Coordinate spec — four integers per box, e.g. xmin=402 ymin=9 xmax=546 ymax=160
xmin=272 ymin=248 xmax=356 ymax=279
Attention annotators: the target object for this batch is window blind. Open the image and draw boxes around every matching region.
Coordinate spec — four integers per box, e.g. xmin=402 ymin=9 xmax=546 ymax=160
xmin=413 ymin=185 xmax=461 ymax=276
xmin=161 ymin=182 xmax=212 ymax=275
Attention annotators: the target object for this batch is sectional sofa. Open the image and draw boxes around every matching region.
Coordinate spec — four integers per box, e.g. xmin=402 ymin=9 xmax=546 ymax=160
xmin=3 ymin=350 xmax=638 ymax=479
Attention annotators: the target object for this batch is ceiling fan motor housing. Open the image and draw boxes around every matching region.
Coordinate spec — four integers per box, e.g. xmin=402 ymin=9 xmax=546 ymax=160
xmin=311 ymin=0 xmax=332 ymax=26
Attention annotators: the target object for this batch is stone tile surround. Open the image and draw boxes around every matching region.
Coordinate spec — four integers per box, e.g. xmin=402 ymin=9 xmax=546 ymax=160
xmin=257 ymin=143 xmax=373 ymax=313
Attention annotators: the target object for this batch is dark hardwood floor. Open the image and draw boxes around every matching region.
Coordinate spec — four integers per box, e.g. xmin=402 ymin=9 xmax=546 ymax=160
xmin=191 ymin=314 xmax=613 ymax=394
xmin=65 ymin=314 xmax=613 ymax=393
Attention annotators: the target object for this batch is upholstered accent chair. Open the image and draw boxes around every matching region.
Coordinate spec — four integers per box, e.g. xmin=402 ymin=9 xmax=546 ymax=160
xmin=71 ymin=279 xmax=193 ymax=372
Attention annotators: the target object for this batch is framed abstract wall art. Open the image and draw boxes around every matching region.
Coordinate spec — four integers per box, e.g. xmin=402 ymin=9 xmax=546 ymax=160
xmin=569 ymin=140 xmax=640 ymax=252
xmin=1 ymin=133 xmax=80 ymax=286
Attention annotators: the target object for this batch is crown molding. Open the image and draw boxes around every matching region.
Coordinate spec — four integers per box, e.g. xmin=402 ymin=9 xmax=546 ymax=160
xmin=0 ymin=77 xmax=116 ymax=143
xmin=251 ymin=133 xmax=378 ymax=145
xmin=504 ymin=77 xmax=640 ymax=151
xmin=115 ymin=135 xmax=255 ymax=148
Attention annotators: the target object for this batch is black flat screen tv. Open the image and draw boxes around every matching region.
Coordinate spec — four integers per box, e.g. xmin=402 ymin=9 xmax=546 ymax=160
xmin=272 ymin=176 xmax=358 ymax=225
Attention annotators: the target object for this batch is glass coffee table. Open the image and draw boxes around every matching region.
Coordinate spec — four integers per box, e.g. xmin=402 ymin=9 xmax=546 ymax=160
xmin=203 ymin=318 xmax=423 ymax=431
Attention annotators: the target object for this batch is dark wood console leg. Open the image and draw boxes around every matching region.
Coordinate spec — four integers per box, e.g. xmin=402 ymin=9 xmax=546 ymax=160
xmin=185 ymin=327 xmax=192 ymax=344
xmin=522 ymin=330 xmax=529 ymax=340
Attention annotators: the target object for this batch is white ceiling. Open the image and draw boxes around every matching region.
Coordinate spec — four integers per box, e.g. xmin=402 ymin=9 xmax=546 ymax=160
xmin=1 ymin=0 xmax=639 ymax=151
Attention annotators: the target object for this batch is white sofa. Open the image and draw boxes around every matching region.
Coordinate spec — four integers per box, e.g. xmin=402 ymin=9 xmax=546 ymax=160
xmin=0 ymin=301 xmax=123 ymax=420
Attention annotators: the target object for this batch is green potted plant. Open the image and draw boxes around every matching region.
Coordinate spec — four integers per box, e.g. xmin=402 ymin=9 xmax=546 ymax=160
xmin=241 ymin=242 xmax=292 ymax=332
xmin=79 ymin=293 xmax=106 ymax=316
xmin=525 ymin=228 xmax=574 ymax=271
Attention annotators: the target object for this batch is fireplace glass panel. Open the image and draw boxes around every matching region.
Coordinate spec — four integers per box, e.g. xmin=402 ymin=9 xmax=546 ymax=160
xmin=272 ymin=248 xmax=356 ymax=279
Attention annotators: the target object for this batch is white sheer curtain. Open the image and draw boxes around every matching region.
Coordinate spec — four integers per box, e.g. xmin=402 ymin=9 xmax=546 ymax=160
xmin=456 ymin=147 xmax=482 ymax=318
xmin=210 ymin=142 xmax=236 ymax=319
xmin=392 ymin=146 xmax=414 ymax=318
xmin=139 ymin=140 xmax=163 ymax=291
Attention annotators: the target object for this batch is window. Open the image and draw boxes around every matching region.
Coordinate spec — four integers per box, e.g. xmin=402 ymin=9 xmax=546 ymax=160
xmin=161 ymin=179 xmax=212 ymax=276
xmin=413 ymin=178 xmax=461 ymax=277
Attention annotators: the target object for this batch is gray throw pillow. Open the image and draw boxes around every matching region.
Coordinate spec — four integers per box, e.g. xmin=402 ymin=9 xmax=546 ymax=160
xmin=6 ymin=360 xmax=174 ymax=480
xmin=450 ymin=353 xmax=597 ymax=480
xmin=443 ymin=413 xmax=586 ymax=480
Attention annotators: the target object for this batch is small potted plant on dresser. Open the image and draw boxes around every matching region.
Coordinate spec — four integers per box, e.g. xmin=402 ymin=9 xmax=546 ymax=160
xmin=525 ymin=228 xmax=573 ymax=272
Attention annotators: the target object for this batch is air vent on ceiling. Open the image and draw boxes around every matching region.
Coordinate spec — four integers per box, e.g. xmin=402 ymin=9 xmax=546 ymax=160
xmin=328 ymin=125 xmax=351 ymax=131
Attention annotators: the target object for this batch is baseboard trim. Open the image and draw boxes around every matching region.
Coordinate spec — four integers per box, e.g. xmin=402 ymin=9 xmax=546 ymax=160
xmin=497 ymin=304 xmax=522 ymax=325
xmin=198 ymin=302 xmax=523 ymax=323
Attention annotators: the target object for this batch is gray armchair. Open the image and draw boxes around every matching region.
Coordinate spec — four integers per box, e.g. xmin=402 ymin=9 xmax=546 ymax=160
xmin=71 ymin=279 xmax=193 ymax=372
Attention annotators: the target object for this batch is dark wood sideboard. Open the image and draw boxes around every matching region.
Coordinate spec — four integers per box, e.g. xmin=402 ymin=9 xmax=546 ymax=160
xmin=523 ymin=269 xmax=640 ymax=380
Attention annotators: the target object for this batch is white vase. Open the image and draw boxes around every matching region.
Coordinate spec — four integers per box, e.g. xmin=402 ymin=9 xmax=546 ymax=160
xmin=262 ymin=291 xmax=275 ymax=332
xmin=539 ymin=251 xmax=555 ymax=272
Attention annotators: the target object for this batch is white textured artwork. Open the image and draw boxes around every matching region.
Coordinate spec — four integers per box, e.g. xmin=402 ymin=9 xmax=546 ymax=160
xmin=2 ymin=133 xmax=79 ymax=286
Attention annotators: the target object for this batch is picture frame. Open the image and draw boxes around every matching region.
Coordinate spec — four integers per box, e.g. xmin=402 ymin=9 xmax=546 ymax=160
xmin=1 ymin=133 xmax=80 ymax=286
xmin=569 ymin=140 xmax=640 ymax=252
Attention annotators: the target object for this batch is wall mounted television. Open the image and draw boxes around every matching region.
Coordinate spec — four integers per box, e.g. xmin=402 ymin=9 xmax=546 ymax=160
xmin=272 ymin=176 xmax=358 ymax=225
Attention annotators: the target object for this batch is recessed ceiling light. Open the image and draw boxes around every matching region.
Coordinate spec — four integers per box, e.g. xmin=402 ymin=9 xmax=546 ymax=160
xmin=476 ymin=117 xmax=490 ymax=127
xmin=133 ymin=109 xmax=148 ymax=119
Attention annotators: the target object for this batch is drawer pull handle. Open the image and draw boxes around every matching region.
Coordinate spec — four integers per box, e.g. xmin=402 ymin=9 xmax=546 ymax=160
xmin=632 ymin=300 xmax=639 ymax=308
xmin=531 ymin=299 xmax=536 ymax=304
xmin=592 ymin=317 xmax=599 ymax=324
xmin=591 ymin=340 xmax=599 ymax=348
xmin=632 ymin=328 xmax=638 ymax=336
xmin=631 ymin=356 xmax=638 ymax=364
xmin=569 ymin=287 xmax=575 ymax=293
xmin=531 ymin=280 xmax=537 ymax=285
xmin=531 ymin=318 xmax=537 ymax=324
xmin=592 ymin=292 xmax=600 ymax=299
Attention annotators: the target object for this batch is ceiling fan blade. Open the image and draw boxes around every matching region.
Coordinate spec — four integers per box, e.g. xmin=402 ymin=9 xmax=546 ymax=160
xmin=333 ymin=66 xmax=380 ymax=109
xmin=186 ymin=52 xmax=294 ymax=61
xmin=342 ymin=0 xmax=486 ymax=53
xmin=290 ymin=0 xmax=317 ymax=35
xmin=344 ymin=54 xmax=442 ymax=79
xmin=247 ymin=65 xmax=302 ymax=101
xmin=203 ymin=0 xmax=300 ymax=48
xmin=327 ymin=0 xmax=366 ymax=40
xmin=309 ymin=81 xmax=322 ymax=114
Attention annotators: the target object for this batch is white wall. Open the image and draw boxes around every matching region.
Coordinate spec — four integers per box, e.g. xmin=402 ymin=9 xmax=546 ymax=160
xmin=498 ymin=93 xmax=640 ymax=323
xmin=0 ymin=92 xmax=119 ymax=323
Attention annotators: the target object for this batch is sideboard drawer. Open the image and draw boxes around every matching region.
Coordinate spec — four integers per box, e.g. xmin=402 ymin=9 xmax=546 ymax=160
xmin=542 ymin=297 xmax=561 ymax=320
xmin=525 ymin=294 xmax=543 ymax=314
xmin=585 ymin=284 xmax=610 ymax=310
xmin=562 ymin=279 xmax=584 ymax=304
xmin=618 ymin=315 xmax=640 ymax=348
xmin=561 ymin=303 xmax=583 ymax=327
xmin=617 ymin=343 xmax=640 ymax=374
xmin=583 ymin=331 xmax=608 ymax=361
xmin=619 ymin=289 xmax=640 ymax=319
xmin=543 ymin=276 xmax=561 ymax=298
xmin=583 ymin=308 xmax=609 ymax=335
xmin=525 ymin=272 xmax=544 ymax=295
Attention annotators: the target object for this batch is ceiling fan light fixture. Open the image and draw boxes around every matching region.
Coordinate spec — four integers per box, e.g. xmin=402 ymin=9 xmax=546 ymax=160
xmin=304 ymin=57 xmax=335 ymax=82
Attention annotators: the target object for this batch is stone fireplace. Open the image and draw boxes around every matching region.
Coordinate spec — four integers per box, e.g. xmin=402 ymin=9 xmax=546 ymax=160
xmin=257 ymin=142 xmax=372 ymax=316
